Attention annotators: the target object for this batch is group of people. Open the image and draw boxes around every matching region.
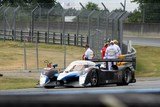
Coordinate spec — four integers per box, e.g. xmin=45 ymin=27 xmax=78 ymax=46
xmin=82 ymin=39 xmax=121 ymax=70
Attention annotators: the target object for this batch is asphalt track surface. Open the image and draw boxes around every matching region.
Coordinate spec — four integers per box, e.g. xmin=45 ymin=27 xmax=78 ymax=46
xmin=124 ymin=37 xmax=160 ymax=47
xmin=1 ymin=78 xmax=160 ymax=107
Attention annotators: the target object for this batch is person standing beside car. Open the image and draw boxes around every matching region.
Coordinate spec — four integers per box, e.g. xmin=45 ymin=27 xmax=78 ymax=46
xmin=104 ymin=41 xmax=118 ymax=70
xmin=82 ymin=44 xmax=94 ymax=60
xmin=113 ymin=39 xmax=121 ymax=56
xmin=101 ymin=42 xmax=109 ymax=59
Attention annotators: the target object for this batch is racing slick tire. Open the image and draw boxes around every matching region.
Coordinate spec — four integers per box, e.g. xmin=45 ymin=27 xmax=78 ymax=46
xmin=44 ymin=85 xmax=55 ymax=89
xmin=117 ymin=68 xmax=132 ymax=86
xmin=44 ymin=82 xmax=56 ymax=89
xmin=90 ymin=69 xmax=99 ymax=87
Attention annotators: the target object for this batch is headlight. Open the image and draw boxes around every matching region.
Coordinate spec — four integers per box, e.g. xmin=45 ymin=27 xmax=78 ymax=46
xmin=40 ymin=74 xmax=48 ymax=86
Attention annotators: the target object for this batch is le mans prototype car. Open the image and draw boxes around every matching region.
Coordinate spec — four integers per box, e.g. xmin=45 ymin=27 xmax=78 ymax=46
xmin=39 ymin=60 xmax=136 ymax=88
xmin=39 ymin=58 xmax=136 ymax=88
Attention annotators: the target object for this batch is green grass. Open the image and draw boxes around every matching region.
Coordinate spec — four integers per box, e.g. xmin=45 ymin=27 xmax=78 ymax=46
xmin=0 ymin=77 xmax=37 ymax=90
xmin=135 ymin=45 xmax=160 ymax=77
xmin=0 ymin=40 xmax=84 ymax=70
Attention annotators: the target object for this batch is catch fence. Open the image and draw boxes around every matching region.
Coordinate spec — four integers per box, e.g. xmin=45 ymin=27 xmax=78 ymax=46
xmin=0 ymin=3 xmax=134 ymax=71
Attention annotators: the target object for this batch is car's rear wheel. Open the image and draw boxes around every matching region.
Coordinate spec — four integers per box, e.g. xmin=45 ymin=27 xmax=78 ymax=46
xmin=123 ymin=68 xmax=132 ymax=85
xmin=90 ymin=70 xmax=98 ymax=87
xmin=117 ymin=68 xmax=132 ymax=86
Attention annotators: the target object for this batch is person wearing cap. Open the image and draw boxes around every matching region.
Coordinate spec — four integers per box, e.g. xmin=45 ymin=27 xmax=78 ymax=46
xmin=113 ymin=39 xmax=121 ymax=56
xmin=82 ymin=44 xmax=94 ymax=60
xmin=104 ymin=40 xmax=118 ymax=70
xmin=101 ymin=42 xmax=109 ymax=59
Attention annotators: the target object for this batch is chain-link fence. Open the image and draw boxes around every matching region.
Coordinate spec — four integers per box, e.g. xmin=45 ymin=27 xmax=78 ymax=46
xmin=0 ymin=3 xmax=131 ymax=71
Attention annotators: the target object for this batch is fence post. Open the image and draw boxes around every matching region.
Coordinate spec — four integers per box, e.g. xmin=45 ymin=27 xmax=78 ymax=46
xmin=47 ymin=32 xmax=49 ymax=43
xmin=76 ymin=35 xmax=78 ymax=46
xmin=28 ymin=30 xmax=31 ymax=42
xmin=86 ymin=36 xmax=89 ymax=44
xmin=37 ymin=31 xmax=39 ymax=43
xmin=36 ymin=31 xmax=39 ymax=71
xmin=53 ymin=32 xmax=55 ymax=44
xmin=68 ymin=34 xmax=70 ymax=45
xmin=12 ymin=30 xmax=14 ymax=41
xmin=45 ymin=32 xmax=47 ymax=43
xmin=74 ymin=34 xmax=76 ymax=46
xmin=46 ymin=32 xmax=48 ymax=43
xmin=81 ymin=35 xmax=83 ymax=46
xmin=20 ymin=30 xmax=23 ymax=42
xmin=60 ymin=33 xmax=63 ymax=45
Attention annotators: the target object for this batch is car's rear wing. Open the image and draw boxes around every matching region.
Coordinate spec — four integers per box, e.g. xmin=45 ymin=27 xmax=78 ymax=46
xmin=90 ymin=58 xmax=136 ymax=70
xmin=90 ymin=58 xmax=135 ymax=63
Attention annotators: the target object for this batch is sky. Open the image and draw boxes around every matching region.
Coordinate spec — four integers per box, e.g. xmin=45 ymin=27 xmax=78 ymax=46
xmin=57 ymin=0 xmax=139 ymax=11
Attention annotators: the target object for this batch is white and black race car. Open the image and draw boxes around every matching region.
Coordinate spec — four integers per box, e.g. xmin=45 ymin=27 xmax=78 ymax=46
xmin=39 ymin=59 xmax=136 ymax=88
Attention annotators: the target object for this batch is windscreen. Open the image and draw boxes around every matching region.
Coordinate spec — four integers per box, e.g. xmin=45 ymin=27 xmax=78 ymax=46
xmin=64 ymin=61 xmax=95 ymax=72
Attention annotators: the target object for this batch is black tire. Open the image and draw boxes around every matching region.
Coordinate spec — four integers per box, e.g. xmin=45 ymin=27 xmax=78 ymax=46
xmin=44 ymin=84 xmax=55 ymax=89
xmin=90 ymin=70 xmax=98 ymax=87
xmin=122 ymin=68 xmax=132 ymax=85
xmin=44 ymin=86 xmax=55 ymax=89
xmin=117 ymin=68 xmax=132 ymax=86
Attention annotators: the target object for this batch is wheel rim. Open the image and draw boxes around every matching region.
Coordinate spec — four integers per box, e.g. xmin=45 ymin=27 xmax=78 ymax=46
xmin=91 ymin=71 xmax=98 ymax=86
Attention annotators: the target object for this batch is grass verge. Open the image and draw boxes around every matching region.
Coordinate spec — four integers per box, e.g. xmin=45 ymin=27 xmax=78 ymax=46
xmin=0 ymin=77 xmax=37 ymax=90
xmin=135 ymin=45 xmax=160 ymax=77
xmin=0 ymin=40 xmax=84 ymax=70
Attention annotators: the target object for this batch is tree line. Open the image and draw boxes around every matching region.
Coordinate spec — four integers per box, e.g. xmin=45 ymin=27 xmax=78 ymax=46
xmin=0 ymin=0 xmax=56 ymax=8
xmin=0 ymin=0 xmax=159 ymax=23
xmin=129 ymin=0 xmax=160 ymax=23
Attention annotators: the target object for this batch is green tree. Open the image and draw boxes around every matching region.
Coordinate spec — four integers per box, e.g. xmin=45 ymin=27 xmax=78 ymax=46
xmin=36 ymin=0 xmax=57 ymax=8
xmin=132 ymin=0 xmax=160 ymax=3
xmin=1 ymin=0 xmax=57 ymax=8
xmin=128 ymin=9 xmax=142 ymax=23
xmin=85 ymin=2 xmax=100 ymax=11
xmin=132 ymin=0 xmax=160 ymax=23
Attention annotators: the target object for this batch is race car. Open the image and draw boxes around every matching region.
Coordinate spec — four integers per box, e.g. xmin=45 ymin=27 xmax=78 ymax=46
xmin=39 ymin=59 xmax=136 ymax=88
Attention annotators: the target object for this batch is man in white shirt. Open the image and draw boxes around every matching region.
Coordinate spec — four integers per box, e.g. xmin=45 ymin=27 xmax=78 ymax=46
xmin=113 ymin=39 xmax=121 ymax=56
xmin=104 ymin=41 xmax=118 ymax=70
xmin=83 ymin=44 xmax=94 ymax=60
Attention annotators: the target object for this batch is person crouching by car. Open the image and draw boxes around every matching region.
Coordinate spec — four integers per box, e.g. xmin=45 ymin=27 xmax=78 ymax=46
xmin=82 ymin=44 xmax=94 ymax=60
xmin=104 ymin=41 xmax=118 ymax=70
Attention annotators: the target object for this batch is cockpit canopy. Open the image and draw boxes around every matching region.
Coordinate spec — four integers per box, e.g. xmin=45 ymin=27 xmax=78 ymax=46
xmin=64 ymin=60 xmax=95 ymax=73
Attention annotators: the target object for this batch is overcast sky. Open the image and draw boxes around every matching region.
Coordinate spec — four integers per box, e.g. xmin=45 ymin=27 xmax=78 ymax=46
xmin=57 ymin=0 xmax=139 ymax=11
